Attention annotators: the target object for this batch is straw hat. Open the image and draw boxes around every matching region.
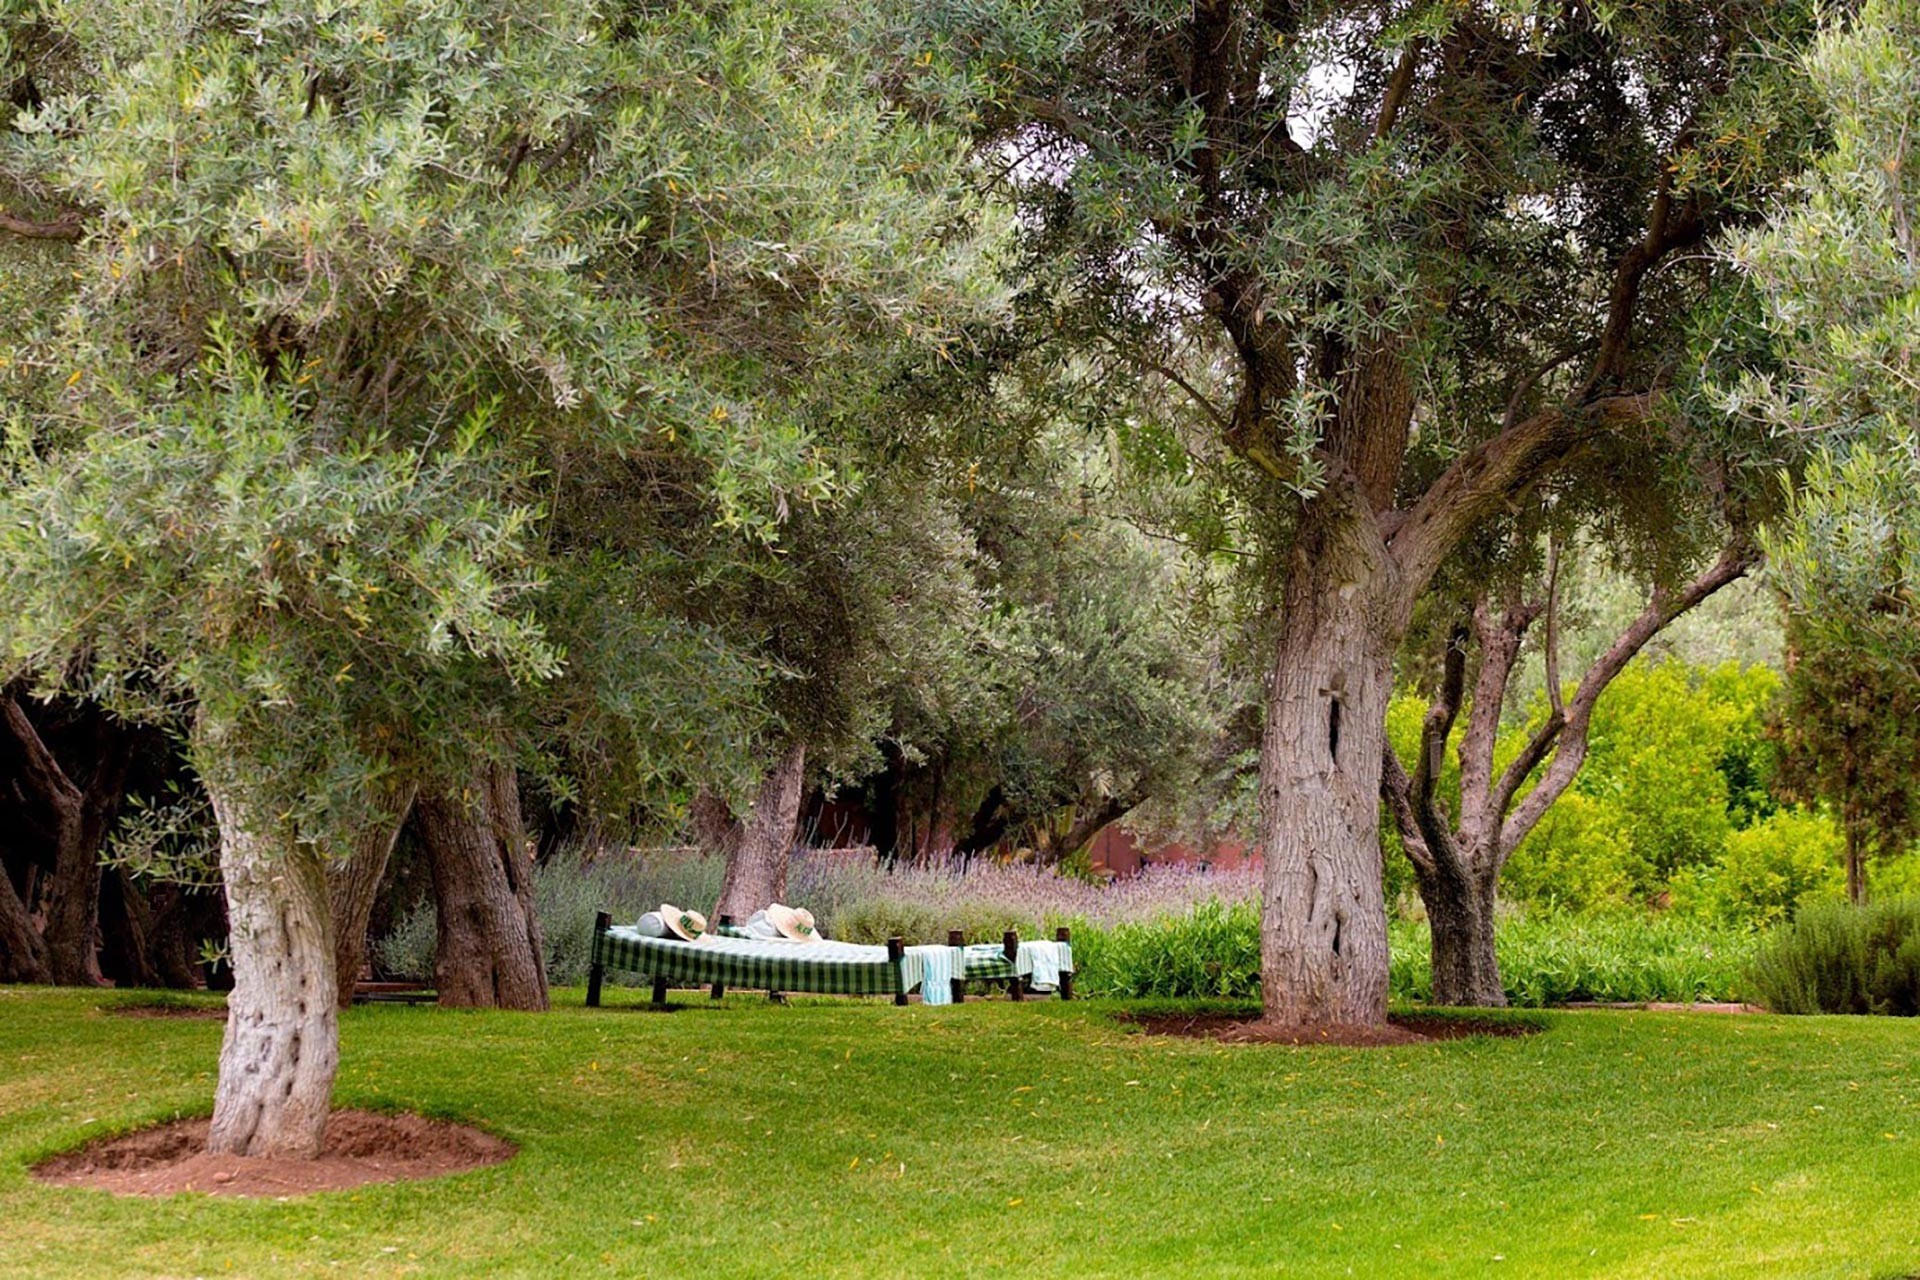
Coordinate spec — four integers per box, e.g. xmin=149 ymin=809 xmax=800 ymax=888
xmin=764 ymin=903 xmax=819 ymax=942
xmin=659 ymin=904 xmax=708 ymax=942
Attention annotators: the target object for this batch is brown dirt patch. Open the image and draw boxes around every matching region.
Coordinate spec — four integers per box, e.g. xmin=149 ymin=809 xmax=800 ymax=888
xmin=1119 ymin=1012 xmax=1544 ymax=1046
xmin=32 ymin=1109 xmax=515 ymax=1197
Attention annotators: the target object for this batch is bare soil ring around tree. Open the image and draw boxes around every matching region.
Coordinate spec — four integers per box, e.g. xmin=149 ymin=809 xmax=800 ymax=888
xmin=31 ymin=1110 xmax=515 ymax=1197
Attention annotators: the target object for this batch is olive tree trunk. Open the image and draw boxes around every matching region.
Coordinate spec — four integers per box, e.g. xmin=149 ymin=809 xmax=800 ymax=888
xmin=1382 ymin=545 xmax=1754 ymax=1006
xmin=1415 ymin=858 xmax=1506 ymax=1006
xmin=1844 ymin=820 xmax=1866 ymax=905
xmin=417 ymin=766 xmax=547 ymax=1011
xmin=0 ymin=870 xmax=50 ymax=983
xmin=712 ymin=742 xmax=807 ymax=922
xmin=204 ymin=773 xmax=338 ymax=1159
xmin=1256 ymin=495 xmax=1399 ymax=1028
xmin=1 ymin=694 xmax=130 ymax=986
xmin=327 ymin=785 xmax=416 ymax=1009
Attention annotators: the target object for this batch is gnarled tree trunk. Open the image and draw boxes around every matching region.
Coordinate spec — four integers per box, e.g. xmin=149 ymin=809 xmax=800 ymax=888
xmin=104 ymin=870 xmax=204 ymax=990
xmin=204 ymin=772 xmax=338 ymax=1159
xmin=417 ymin=765 xmax=547 ymax=1011
xmin=954 ymin=784 xmax=1011 ymax=860
xmin=1415 ymin=857 xmax=1505 ymax=1007
xmin=711 ymin=741 xmax=807 ymax=921
xmin=327 ymin=785 xmax=417 ymax=1009
xmin=1257 ymin=493 xmax=1399 ymax=1028
xmin=1036 ymin=791 xmax=1141 ymax=867
xmin=1 ymin=694 xmax=131 ymax=986
xmin=0 ymin=869 xmax=50 ymax=983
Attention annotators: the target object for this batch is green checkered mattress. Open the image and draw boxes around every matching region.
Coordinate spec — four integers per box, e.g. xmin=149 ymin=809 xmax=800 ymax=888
xmin=593 ymin=927 xmax=928 ymax=998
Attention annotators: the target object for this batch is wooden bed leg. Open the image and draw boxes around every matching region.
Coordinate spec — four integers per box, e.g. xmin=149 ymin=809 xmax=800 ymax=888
xmin=887 ymin=937 xmax=908 ymax=1006
xmin=1056 ymin=926 xmax=1074 ymax=1001
xmin=948 ymin=929 xmax=967 ymax=1004
xmin=651 ymin=976 xmax=669 ymax=1008
xmin=586 ymin=911 xmax=610 ymax=1008
xmin=1004 ymin=929 xmax=1023 ymax=1001
xmin=711 ymin=914 xmax=733 ymax=1000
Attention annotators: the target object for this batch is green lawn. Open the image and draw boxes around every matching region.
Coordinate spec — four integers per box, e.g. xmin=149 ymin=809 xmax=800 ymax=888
xmin=1 ymin=987 xmax=1916 ymax=1278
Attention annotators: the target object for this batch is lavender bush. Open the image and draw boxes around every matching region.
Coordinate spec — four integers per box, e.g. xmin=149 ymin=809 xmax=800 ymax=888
xmin=799 ymin=848 xmax=1259 ymax=942
xmin=374 ymin=844 xmax=1751 ymax=1003
xmin=376 ymin=844 xmax=728 ymax=984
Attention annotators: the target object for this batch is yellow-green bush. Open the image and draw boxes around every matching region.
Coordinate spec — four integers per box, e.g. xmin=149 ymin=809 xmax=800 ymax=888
xmin=1670 ymin=808 xmax=1847 ymax=925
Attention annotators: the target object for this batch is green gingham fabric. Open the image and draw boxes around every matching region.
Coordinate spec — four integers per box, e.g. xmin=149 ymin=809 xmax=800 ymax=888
xmin=595 ymin=927 xmax=936 ymax=999
xmin=960 ymin=940 xmax=1074 ymax=992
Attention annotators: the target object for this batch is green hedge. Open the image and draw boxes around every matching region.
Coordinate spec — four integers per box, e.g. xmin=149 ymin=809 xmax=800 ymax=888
xmin=1070 ymin=903 xmax=1756 ymax=1006
xmin=1746 ymin=897 xmax=1920 ymax=1015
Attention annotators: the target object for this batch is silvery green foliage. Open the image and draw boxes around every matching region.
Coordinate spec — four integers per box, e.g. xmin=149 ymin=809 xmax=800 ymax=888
xmin=0 ymin=0 xmax=1006 ymax=846
xmin=1730 ymin=0 xmax=1920 ymax=662
xmin=1725 ymin=2 xmax=1920 ymax=875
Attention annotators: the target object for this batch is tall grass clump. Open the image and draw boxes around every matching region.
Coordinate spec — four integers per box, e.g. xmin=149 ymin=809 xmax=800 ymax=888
xmin=1390 ymin=912 xmax=1757 ymax=1006
xmin=1070 ymin=900 xmax=1260 ymax=998
xmin=1746 ymin=897 xmax=1920 ymax=1015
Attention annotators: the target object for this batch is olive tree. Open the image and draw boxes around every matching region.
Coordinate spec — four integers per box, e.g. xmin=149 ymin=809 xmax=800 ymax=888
xmin=1727 ymin=0 xmax=1920 ymax=902
xmin=0 ymin=0 xmax=993 ymax=1154
xmin=894 ymin=0 xmax=1818 ymax=1024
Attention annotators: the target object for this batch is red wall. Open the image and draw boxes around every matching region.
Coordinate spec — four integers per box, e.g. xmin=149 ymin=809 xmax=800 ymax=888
xmin=1087 ymin=824 xmax=1256 ymax=877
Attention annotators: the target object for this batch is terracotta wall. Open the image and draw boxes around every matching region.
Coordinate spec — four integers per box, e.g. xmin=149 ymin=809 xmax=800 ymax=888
xmin=1087 ymin=824 xmax=1256 ymax=877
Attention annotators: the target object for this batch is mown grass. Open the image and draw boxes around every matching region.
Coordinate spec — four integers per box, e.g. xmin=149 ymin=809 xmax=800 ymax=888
xmin=1 ymin=986 xmax=1917 ymax=1278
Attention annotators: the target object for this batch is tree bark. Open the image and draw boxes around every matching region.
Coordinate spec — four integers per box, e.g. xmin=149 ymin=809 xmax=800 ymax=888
xmin=954 ymin=784 xmax=1011 ymax=859
xmin=1257 ymin=491 xmax=1399 ymax=1027
xmin=204 ymin=773 xmax=338 ymax=1159
xmin=0 ymin=868 xmax=50 ymax=983
xmin=1 ymin=694 xmax=130 ymax=986
xmin=417 ymin=766 xmax=547 ymax=1011
xmin=327 ymin=785 xmax=416 ymax=1009
xmin=1416 ymin=859 xmax=1506 ymax=1006
xmin=1844 ymin=820 xmax=1866 ymax=905
xmin=690 ymin=789 xmax=742 ymax=859
xmin=713 ymin=741 xmax=807 ymax=921
xmin=39 ymin=785 xmax=120 ymax=986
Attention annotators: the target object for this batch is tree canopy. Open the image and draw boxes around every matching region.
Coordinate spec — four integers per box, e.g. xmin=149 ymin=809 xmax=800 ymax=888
xmin=875 ymin=0 xmax=1825 ymax=1024
xmin=1730 ymin=0 xmax=1920 ymax=899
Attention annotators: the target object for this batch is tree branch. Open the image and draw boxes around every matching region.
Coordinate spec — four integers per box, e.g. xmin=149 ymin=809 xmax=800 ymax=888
xmin=1107 ymin=341 xmax=1233 ymax=433
xmin=1497 ymin=543 xmax=1758 ymax=850
xmin=1580 ymin=140 xmax=1708 ymax=396
xmin=1388 ymin=393 xmax=1654 ymax=598
xmin=1503 ymin=343 xmax=1593 ymax=434
xmin=1543 ymin=533 xmax=1564 ymax=716
xmin=1384 ymin=619 xmax=1470 ymax=876
xmin=0 ymin=694 xmax=83 ymax=814
xmin=1456 ymin=598 xmax=1540 ymax=840
xmin=1373 ymin=38 xmax=1426 ymax=141
xmin=1415 ymin=621 xmax=1468 ymax=810
xmin=1380 ymin=744 xmax=1437 ymax=878
xmin=0 ymin=211 xmax=82 ymax=241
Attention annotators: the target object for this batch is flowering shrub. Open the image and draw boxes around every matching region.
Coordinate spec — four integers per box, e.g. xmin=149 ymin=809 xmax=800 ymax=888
xmin=805 ymin=848 xmax=1260 ymax=940
xmin=374 ymin=843 xmax=1760 ymax=1003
